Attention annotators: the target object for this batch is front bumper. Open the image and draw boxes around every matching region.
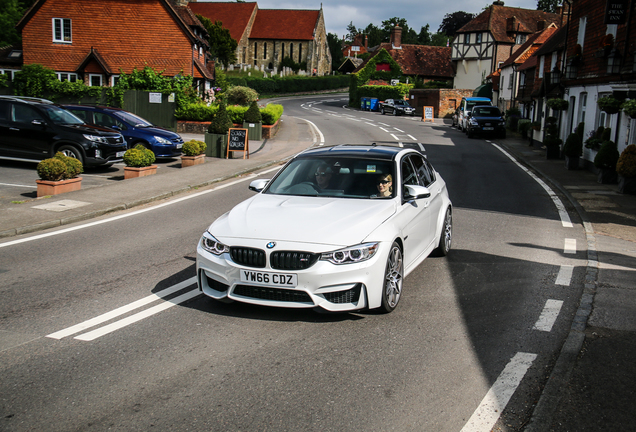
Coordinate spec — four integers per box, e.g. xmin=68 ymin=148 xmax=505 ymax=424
xmin=196 ymin=238 xmax=390 ymax=312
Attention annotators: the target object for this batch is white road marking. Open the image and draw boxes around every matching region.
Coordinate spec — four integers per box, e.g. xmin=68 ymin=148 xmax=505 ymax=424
xmin=47 ymin=277 xmax=197 ymax=339
xmin=0 ymin=182 xmax=33 ymax=188
xmin=564 ymin=238 xmax=577 ymax=254
xmin=295 ymin=117 xmax=325 ymax=146
xmin=555 ymin=265 xmax=574 ymax=286
xmin=394 ymin=127 xmax=405 ymax=133
xmin=491 ymin=144 xmax=573 ymax=228
xmin=391 ymin=134 xmax=400 ymax=141
xmin=461 ymin=352 xmax=537 ymax=432
xmin=75 ymin=289 xmax=201 ymax=341
xmin=408 ymin=135 xmax=416 ymax=140
xmin=533 ymin=299 xmax=563 ymax=332
xmin=380 ymin=127 xmax=390 ymax=132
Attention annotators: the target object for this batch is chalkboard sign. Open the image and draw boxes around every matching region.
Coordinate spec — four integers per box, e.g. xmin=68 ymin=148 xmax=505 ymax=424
xmin=422 ymin=106 xmax=434 ymax=123
xmin=227 ymin=128 xmax=249 ymax=159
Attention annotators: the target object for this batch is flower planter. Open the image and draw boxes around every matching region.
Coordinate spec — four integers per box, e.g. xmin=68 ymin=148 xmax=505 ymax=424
xmin=124 ymin=165 xmax=157 ymax=179
xmin=204 ymin=132 xmax=228 ymax=158
xmin=597 ymin=168 xmax=618 ymax=184
xmin=243 ymin=121 xmax=262 ymax=141
xmin=181 ymin=154 xmax=205 ymax=167
xmin=618 ymin=175 xmax=636 ymax=194
xmin=565 ymin=155 xmax=579 ymax=170
xmin=36 ymin=177 xmax=82 ymax=197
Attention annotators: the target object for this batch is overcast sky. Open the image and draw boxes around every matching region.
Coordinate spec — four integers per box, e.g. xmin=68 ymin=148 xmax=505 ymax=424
xmin=251 ymin=0 xmax=540 ymax=39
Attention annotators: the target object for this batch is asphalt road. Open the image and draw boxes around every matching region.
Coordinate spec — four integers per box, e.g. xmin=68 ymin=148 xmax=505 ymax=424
xmin=0 ymin=95 xmax=587 ymax=431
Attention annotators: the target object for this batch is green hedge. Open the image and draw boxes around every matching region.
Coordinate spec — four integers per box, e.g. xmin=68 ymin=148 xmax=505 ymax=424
xmin=357 ymin=84 xmax=408 ymax=103
xmin=175 ymin=103 xmax=283 ymax=125
xmin=226 ymin=75 xmax=349 ymax=94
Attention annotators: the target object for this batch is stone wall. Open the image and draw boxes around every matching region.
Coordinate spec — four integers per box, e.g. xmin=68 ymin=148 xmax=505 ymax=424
xmin=409 ymin=89 xmax=474 ymax=118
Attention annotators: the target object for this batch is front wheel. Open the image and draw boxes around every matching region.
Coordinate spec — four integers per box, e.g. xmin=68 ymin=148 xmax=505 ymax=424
xmin=432 ymin=207 xmax=452 ymax=257
xmin=380 ymin=108 xmax=385 ymax=115
xmin=379 ymin=242 xmax=403 ymax=313
xmin=57 ymin=145 xmax=84 ymax=165
xmin=393 ymin=109 xmax=398 ymax=116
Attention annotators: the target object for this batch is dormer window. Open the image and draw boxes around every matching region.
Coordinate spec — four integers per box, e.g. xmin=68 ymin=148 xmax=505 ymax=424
xmin=52 ymin=18 xmax=72 ymax=43
xmin=516 ymin=34 xmax=526 ymax=44
xmin=476 ymin=33 xmax=482 ymax=44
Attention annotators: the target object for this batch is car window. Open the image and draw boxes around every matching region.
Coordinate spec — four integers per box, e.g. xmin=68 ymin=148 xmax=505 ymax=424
xmin=473 ymin=107 xmax=501 ymax=116
xmin=94 ymin=112 xmax=124 ymax=129
xmin=41 ymin=105 xmax=84 ymax=125
xmin=69 ymin=109 xmax=90 ymax=123
xmin=401 ymin=157 xmax=418 ymax=197
xmin=112 ymin=110 xmax=152 ymax=127
xmin=11 ymin=104 xmax=41 ymax=123
xmin=408 ymin=154 xmax=435 ymax=187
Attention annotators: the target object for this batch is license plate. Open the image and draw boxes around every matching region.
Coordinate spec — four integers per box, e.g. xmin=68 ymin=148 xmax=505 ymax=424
xmin=116 ymin=151 xmax=126 ymax=157
xmin=483 ymin=127 xmax=494 ymax=131
xmin=177 ymin=143 xmax=183 ymax=149
xmin=240 ymin=270 xmax=297 ymax=287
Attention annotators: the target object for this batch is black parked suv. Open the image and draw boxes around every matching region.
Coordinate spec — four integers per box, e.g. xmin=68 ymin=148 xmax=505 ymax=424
xmin=0 ymin=96 xmax=127 ymax=167
xmin=466 ymin=105 xmax=507 ymax=139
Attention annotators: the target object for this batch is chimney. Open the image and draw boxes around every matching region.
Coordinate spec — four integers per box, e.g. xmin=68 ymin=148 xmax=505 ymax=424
xmin=506 ymin=17 xmax=517 ymax=32
xmin=537 ymin=20 xmax=545 ymax=31
xmin=391 ymin=26 xmax=402 ymax=49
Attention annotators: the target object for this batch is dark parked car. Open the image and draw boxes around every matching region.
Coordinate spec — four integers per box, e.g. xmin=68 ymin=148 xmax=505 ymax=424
xmin=379 ymin=99 xmax=416 ymax=116
xmin=62 ymin=105 xmax=184 ymax=158
xmin=0 ymin=96 xmax=127 ymax=167
xmin=466 ymin=105 xmax=506 ymax=139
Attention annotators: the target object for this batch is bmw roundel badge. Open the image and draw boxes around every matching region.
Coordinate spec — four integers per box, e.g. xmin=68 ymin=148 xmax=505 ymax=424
xmin=266 ymin=242 xmax=276 ymax=249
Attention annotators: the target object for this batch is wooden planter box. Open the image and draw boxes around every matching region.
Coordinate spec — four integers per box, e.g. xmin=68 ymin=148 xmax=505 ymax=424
xmin=204 ymin=132 xmax=228 ymax=158
xmin=36 ymin=177 xmax=82 ymax=197
xmin=181 ymin=154 xmax=205 ymax=167
xmin=124 ymin=165 xmax=158 ymax=179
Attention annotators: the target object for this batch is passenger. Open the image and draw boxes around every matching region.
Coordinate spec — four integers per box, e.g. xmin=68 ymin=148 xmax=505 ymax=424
xmin=373 ymin=174 xmax=393 ymax=197
xmin=314 ymin=164 xmax=333 ymax=190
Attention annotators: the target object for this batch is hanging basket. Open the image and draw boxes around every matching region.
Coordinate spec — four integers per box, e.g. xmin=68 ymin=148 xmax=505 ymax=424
xmin=597 ymin=96 xmax=622 ymax=114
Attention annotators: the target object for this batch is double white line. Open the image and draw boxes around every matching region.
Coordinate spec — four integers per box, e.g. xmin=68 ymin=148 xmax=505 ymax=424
xmin=47 ymin=277 xmax=199 ymax=341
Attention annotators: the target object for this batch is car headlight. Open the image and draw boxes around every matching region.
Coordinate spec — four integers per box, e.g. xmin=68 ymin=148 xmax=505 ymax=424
xmin=201 ymin=232 xmax=230 ymax=255
xmin=320 ymin=242 xmax=379 ymax=265
xmin=154 ymin=136 xmax=172 ymax=145
xmin=84 ymin=134 xmax=108 ymax=143
xmin=499 ymin=121 xmax=506 ymax=126
xmin=469 ymin=118 xmax=478 ymax=126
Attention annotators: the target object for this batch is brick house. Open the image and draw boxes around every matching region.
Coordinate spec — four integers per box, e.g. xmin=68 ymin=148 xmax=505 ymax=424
xmin=188 ymin=1 xmax=332 ymax=75
xmin=16 ymin=0 xmax=214 ymax=89
xmin=452 ymin=0 xmax=563 ymax=91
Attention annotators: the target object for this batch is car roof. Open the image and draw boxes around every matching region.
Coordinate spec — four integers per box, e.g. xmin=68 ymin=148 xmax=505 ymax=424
xmin=0 ymin=95 xmax=55 ymax=105
xmin=297 ymin=144 xmax=410 ymax=161
xmin=465 ymin=97 xmax=491 ymax=101
xmin=61 ymin=104 xmax=124 ymax=112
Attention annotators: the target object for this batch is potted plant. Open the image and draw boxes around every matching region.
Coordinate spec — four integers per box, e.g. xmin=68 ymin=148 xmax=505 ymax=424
xmin=597 ymin=95 xmax=622 ymax=114
xmin=546 ymin=98 xmax=569 ymax=111
xmin=616 ymin=144 xmax=636 ymax=194
xmin=518 ymin=119 xmax=531 ymax=140
xmin=621 ymin=99 xmax=636 ymax=119
xmin=205 ymin=102 xmax=233 ymax=158
xmin=36 ymin=152 xmax=83 ymax=197
xmin=596 ymin=34 xmax=614 ymax=57
xmin=594 ymin=140 xmax=619 ymax=184
xmin=585 ymin=126 xmax=606 ymax=151
xmin=181 ymin=140 xmax=207 ymax=167
xmin=531 ymin=121 xmax=541 ymax=131
xmin=242 ymin=100 xmax=263 ymax=141
xmin=563 ymin=132 xmax=582 ymax=170
xmin=123 ymin=144 xmax=157 ymax=179
xmin=543 ymin=116 xmax=561 ymax=159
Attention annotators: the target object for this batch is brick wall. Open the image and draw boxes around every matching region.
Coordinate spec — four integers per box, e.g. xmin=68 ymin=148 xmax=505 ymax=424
xmin=410 ymin=89 xmax=474 ymax=118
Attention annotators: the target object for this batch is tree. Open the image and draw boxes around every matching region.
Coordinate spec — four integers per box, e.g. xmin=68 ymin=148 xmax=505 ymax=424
xmin=326 ymin=33 xmax=344 ymax=71
xmin=345 ymin=21 xmax=359 ymax=42
xmin=196 ymin=15 xmax=237 ymax=68
xmin=362 ymin=23 xmax=385 ymax=47
xmin=431 ymin=33 xmax=450 ymax=47
xmin=537 ymin=0 xmax=560 ymax=13
xmin=438 ymin=11 xmax=475 ymax=37
xmin=0 ymin=0 xmax=36 ymax=46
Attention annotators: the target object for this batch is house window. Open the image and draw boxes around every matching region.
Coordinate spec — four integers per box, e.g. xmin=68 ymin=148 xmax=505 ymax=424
xmin=476 ymin=33 xmax=482 ymax=44
xmin=89 ymin=74 xmax=102 ymax=87
xmin=539 ymin=56 xmax=545 ymax=78
xmin=254 ymin=42 xmax=258 ymax=59
xmin=264 ymin=43 xmax=267 ymax=59
xmin=111 ymin=75 xmax=120 ymax=86
xmin=242 ymin=47 xmax=246 ymax=63
xmin=577 ymin=17 xmax=587 ymax=49
xmin=52 ymin=18 xmax=72 ymax=43
xmin=290 ymin=43 xmax=294 ymax=59
xmin=0 ymin=69 xmax=17 ymax=81
xmin=464 ymin=33 xmax=470 ymax=44
xmin=281 ymin=43 xmax=285 ymax=60
xmin=299 ymin=44 xmax=302 ymax=62
xmin=56 ymin=72 xmax=77 ymax=82
xmin=516 ymin=34 xmax=526 ymax=44
xmin=577 ymin=92 xmax=587 ymax=127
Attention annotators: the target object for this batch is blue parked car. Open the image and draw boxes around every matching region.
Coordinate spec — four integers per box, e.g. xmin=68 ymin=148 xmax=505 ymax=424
xmin=61 ymin=105 xmax=183 ymax=158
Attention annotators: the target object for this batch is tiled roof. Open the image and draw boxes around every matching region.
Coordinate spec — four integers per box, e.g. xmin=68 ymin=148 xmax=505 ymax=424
xmin=501 ymin=24 xmax=558 ymax=68
xmin=363 ymin=44 xmax=453 ymax=78
xmin=250 ymin=9 xmax=319 ymax=40
xmin=458 ymin=4 xmax=562 ymax=43
xmin=534 ymin=24 xmax=567 ymax=56
xmin=188 ymin=1 xmax=257 ymax=41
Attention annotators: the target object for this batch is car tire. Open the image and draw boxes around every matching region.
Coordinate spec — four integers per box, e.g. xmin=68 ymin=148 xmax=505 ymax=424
xmin=380 ymin=108 xmax=385 ymax=115
xmin=57 ymin=145 xmax=84 ymax=165
xmin=379 ymin=241 xmax=403 ymax=313
xmin=432 ymin=207 xmax=452 ymax=257
xmin=393 ymin=109 xmax=398 ymax=116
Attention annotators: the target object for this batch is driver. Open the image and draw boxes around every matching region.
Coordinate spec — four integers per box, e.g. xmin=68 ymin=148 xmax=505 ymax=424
xmin=314 ymin=164 xmax=333 ymax=190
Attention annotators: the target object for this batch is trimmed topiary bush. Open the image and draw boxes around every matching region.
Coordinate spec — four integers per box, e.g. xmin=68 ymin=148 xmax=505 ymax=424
xmin=208 ymin=102 xmax=233 ymax=134
xmin=54 ymin=152 xmax=83 ymax=179
xmin=123 ymin=144 xmax=156 ymax=167
xmin=225 ymin=86 xmax=259 ymax=106
xmin=616 ymin=144 xmax=636 ymax=178
xmin=243 ymin=100 xmax=262 ymax=123
xmin=182 ymin=140 xmax=207 ymax=156
xmin=37 ymin=158 xmax=67 ymax=181
xmin=594 ymin=140 xmax=620 ymax=169
xmin=563 ymin=132 xmax=583 ymax=157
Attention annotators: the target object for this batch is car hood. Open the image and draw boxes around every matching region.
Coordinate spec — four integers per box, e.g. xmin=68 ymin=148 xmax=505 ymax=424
xmin=61 ymin=123 xmax=121 ymax=136
xmin=209 ymin=194 xmax=397 ymax=247
xmin=133 ymin=125 xmax=180 ymax=138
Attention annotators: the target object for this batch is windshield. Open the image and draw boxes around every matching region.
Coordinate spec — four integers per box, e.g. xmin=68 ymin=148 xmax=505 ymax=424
xmin=43 ymin=106 xmax=85 ymax=125
xmin=265 ymin=156 xmax=395 ymax=198
xmin=472 ymin=106 xmax=501 ymax=116
xmin=466 ymin=101 xmax=490 ymax=111
xmin=112 ymin=110 xmax=153 ymax=127
xmin=395 ymin=100 xmax=411 ymax=107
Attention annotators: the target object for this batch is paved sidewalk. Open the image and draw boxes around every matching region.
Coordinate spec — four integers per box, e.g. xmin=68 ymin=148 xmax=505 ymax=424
xmin=1 ymin=118 xmax=634 ymax=430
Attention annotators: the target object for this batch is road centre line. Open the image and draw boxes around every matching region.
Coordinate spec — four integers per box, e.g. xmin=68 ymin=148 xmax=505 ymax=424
xmin=555 ymin=265 xmax=574 ymax=286
xmin=0 ymin=166 xmax=282 ymax=249
xmin=394 ymin=127 xmax=404 ymax=133
xmin=408 ymin=135 xmax=416 ymax=140
xmin=564 ymin=238 xmax=577 ymax=254
xmin=75 ymin=289 xmax=201 ymax=341
xmin=47 ymin=276 xmax=197 ymax=339
xmin=0 ymin=182 xmax=33 ymax=188
xmin=532 ymin=299 xmax=563 ymax=332
xmin=491 ymin=143 xmax=573 ymax=228
xmin=380 ymin=127 xmax=390 ymax=132
xmin=461 ymin=352 xmax=537 ymax=432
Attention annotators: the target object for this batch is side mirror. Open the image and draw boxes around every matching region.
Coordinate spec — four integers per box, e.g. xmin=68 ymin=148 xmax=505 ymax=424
xmin=249 ymin=179 xmax=269 ymax=193
xmin=404 ymin=184 xmax=431 ymax=200
xmin=32 ymin=119 xmax=47 ymax=127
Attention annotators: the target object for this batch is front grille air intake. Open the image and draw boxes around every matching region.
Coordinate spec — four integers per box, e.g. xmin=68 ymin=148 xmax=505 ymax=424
xmin=233 ymin=285 xmax=312 ymax=303
xmin=324 ymin=284 xmax=362 ymax=304
xmin=230 ymin=247 xmax=266 ymax=268
xmin=270 ymin=251 xmax=319 ymax=270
